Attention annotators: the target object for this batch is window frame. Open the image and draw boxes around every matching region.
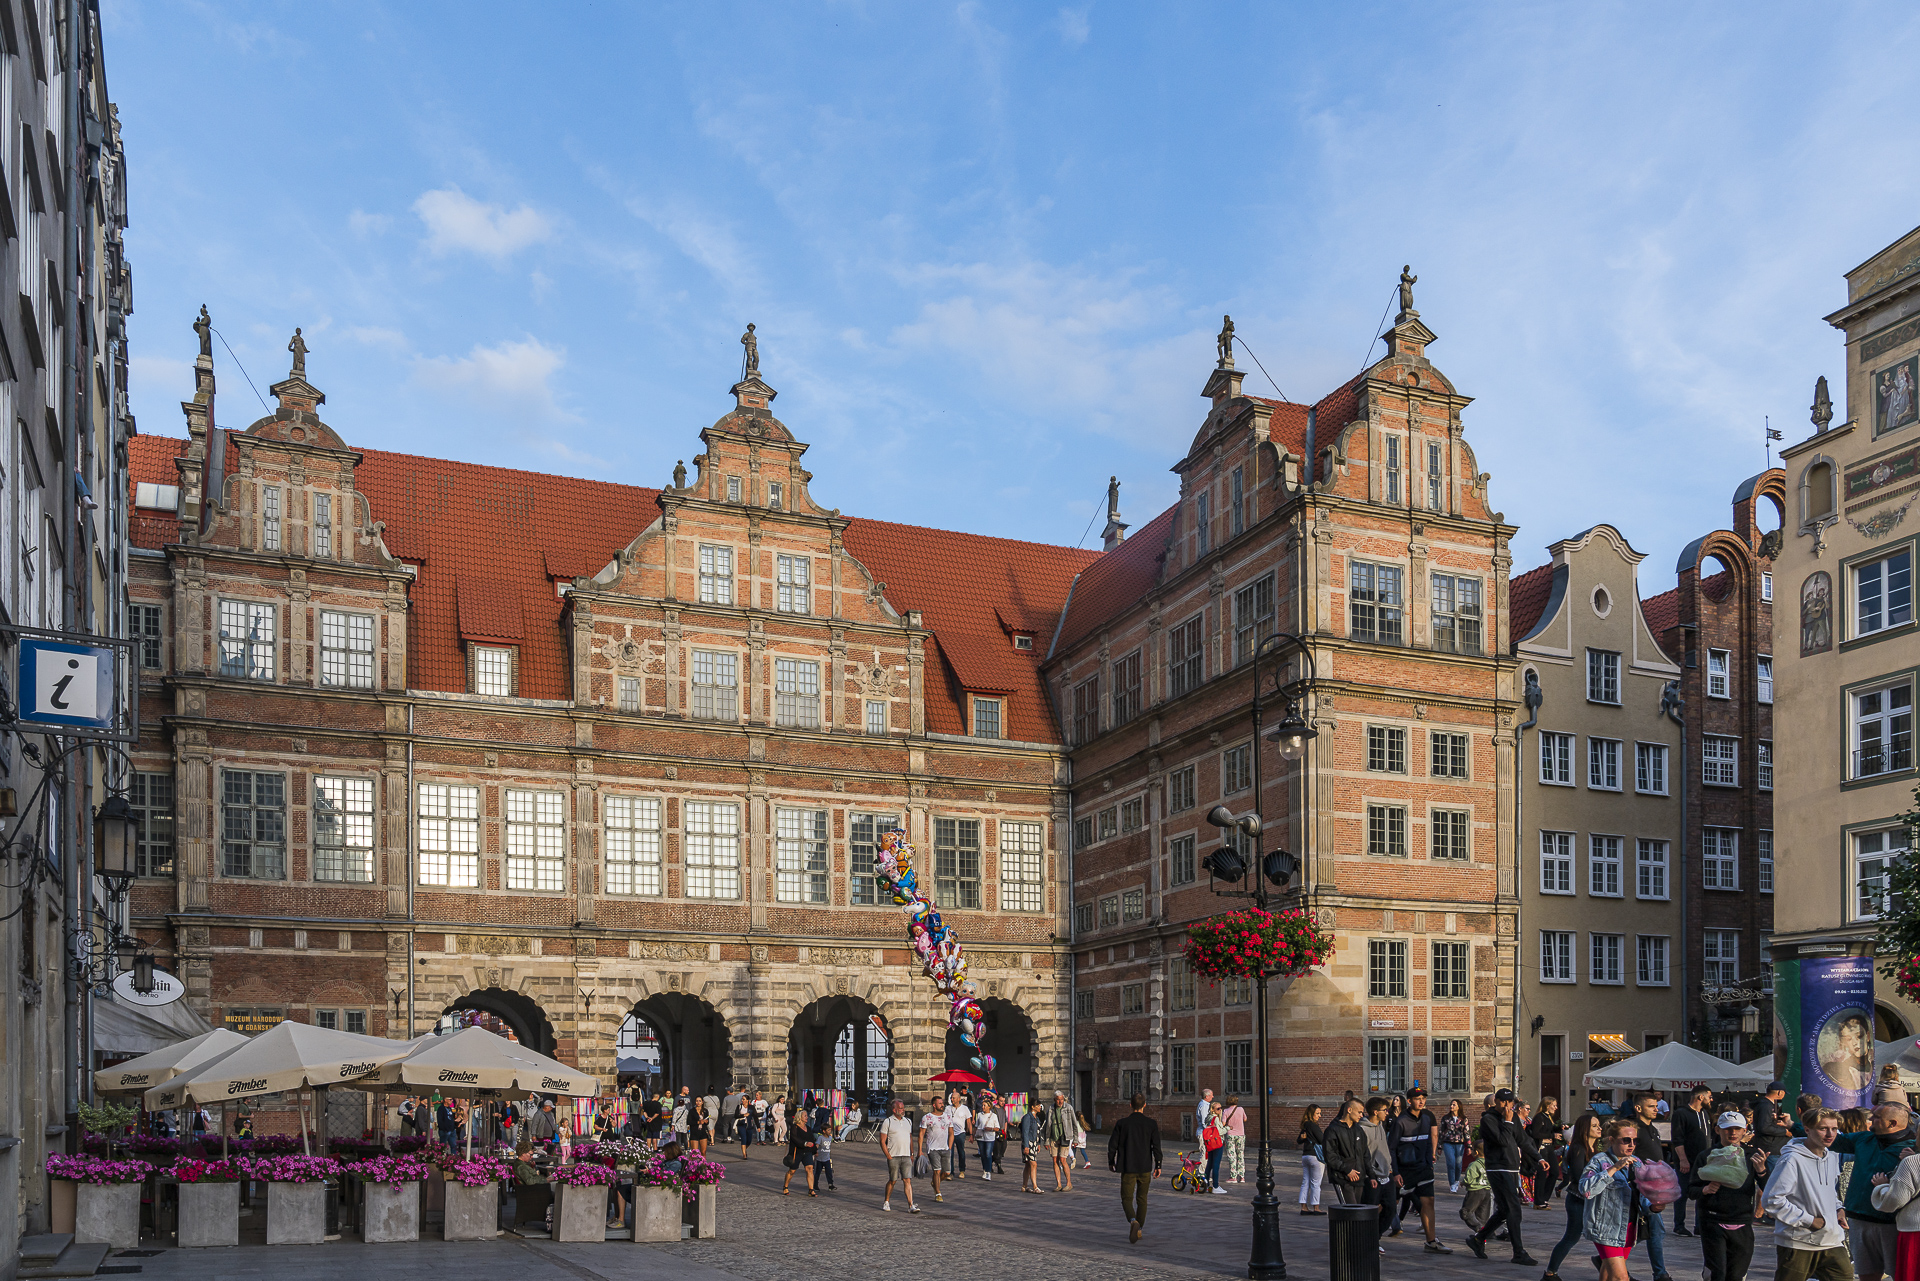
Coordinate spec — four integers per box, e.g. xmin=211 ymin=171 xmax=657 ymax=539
xmin=1702 ymin=929 xmax=1740 ymax=986
xmin=1366 ymin=725 xmax=1408 ymax=774
xmin=775 ymin=553 xmax=812 ymax=614
xmin=313 ymin=774 xmax=376 ymax=884
xmin=1702 ymin=734 xmax=1740 ymax=787
xmin=217 ymin=598 xmax=277 ymax=682
xmin=698 ymin=543 xmax=735 ymax=605
xmin=1588 ymin=833 xmax=1623 ymax=898
xmin=1430 ymin=731 xmax=1469 ymax=779
xmin=1223 ymin=743 xmax=1253 ymax=794
xmin=130 ymin=771 xmax=175 ymax=878
xmin=417 ymin=782 xmax=480 ymax=888
xmin=1349 ymin=561 xmax=1405 ymax=645
xmin=1852 ymin=679 xmax=1914 ymax=779
xmin=1112 ymin=649 xmax=1142 ymax=726
xmin=319 ymin=609 xmax=376 ymax=690
xmin=999 ymin=820 xmax=1044 ymax=912
xmin=133 ymin=602 xmax=163 ymax=670
xmin=865 ymin=699 xmax=887 ymax=736
xmin=690 ymin=648 xmax=740 ymax=722
xmin=1757 ymin=655 xmax=1774 ymax=704
xmin=1431 ymin=1037 xmax=1469 ymax=1093
xmin=1539 ymin=930 xmax=1575 ymax=983
xmin=604 ymin=795 xmax=664 ymax=896
xmin=220 ymin=769 xmax=286 ymax=880
xmin=1589 ymin=932 xmax=1625 ymax=985
xmin=1367 ymin=938 xmax=1408 ymax=998
xmin=933 ymin=817 xmax=982 ymax=909
xmin=1852 ymin=828 xmax=1905 ymax=921
xmin=1170 ymin=833 xmax=1196 ymax=886
xmin=1366 ymin=803 xmax=1407 ymax=858
xmin=774 ymin=656 xmax=822 ymax=730
xmin=1430 ymin=808 xmax=1471 ymax=862
xmin=1430 ymin=573 xmax=1484 ymax=655
xmin=1168 ymin=613 xmax=1204 ymax=698
xmin=1854 ymin=547 xmax=1914 ymax=639
xmin=472 ymin=644 xmax=514 ymax=697
xmin=1636 ymin=935 xmax=1670 ymax=987
xmin=1703 ymin=826 xmax=1740 ymax=890
xmin=849 ymin=813 xmax=898 ymax=907
xmin=1431 ymin=939 xmax=1469 ymax=1000
xmin=1586 ymin=649 xmax=1621 ymax=704
xmin=1168 ymin=766 xmax=1196 ymax=813
xmin=1539 ymin=731 xmax=1574 ymax=785
xmin=1635 ymin=838 xmax=1669 ymax=901
xmin=684 ymin=800 xmax=742 ymax=899
xmin=774 ymin=806 xmax=830 ymax=904
xmin=1706 ymin=648 xmax=1730 ymax=699
xmin=1233 ymin=573 xmax=1275 ymax=667
xmin=1588 ymin=736 xmax=1622 ymax=791
xmin=1366 ymin=1036 xmax=1409 ymax=1094
xmin=1539 ymin=830 xmax=1574 ymax=894
xmin=504 ymin=788 xmax=567 ymax=892
xmin=1634 ymin=741 xmax=1669 ymax=795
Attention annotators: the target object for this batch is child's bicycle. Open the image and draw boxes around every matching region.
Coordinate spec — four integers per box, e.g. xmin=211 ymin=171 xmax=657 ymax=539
xmin=1170 ymin=1150 xmax=1210 ymax=1194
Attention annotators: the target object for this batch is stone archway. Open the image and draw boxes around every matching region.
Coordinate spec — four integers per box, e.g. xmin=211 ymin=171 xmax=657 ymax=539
xmin=442 ymin=987 xmax=556 ymax=1056
xmin=788 ymin=996 xmax=893 ymax=1102
xmin=628 ymin=993 xmax=732 ymax=1097
xmin=944 ymin=997 xmax=1036 ymax=1095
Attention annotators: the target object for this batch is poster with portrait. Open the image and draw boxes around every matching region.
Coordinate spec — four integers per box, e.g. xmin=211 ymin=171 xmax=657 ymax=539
xmin=1799 ymin=954 xmax=1875 ymax=1109
xmin=1800 ymin=571 xmax=1832 ymax=656
xmin=1878 ymin=355 xmax=1919 ymax=437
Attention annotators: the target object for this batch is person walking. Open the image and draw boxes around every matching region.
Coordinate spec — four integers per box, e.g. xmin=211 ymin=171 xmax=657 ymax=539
xmin=1544 ymin=1111 xmax=1604 ymax=1281
xmin=813 ymin=1123 xmax=836 ymax=1191
xmin=1394 ymin=1086 xmax=1452 ymax=1254
xmin=689 ymin=1097 xmax=711 ymax=1155
xmin=1298 ymin=1103 xmax=1327 ymax=1213
xmin=1763 ymin=1107 xmax=1850 ymax=1281
xmin=751 ymin=1091 xmax=769 ymax=1143
xmin=918 ymin=1095 xmax=956 ymax=1202
xmin=1625 ymin=1092 xmax=1675 ymax=1281
xmin=1754 ymin=1081 xmax=1794 ymax=1159
xmin=1460 ymin=1138 xmax=1493 ymax=1234
xmin=781 ymin=1109 xmax=818 ymax=1196
xmin=1045 ymin=1090 xmax=1079 ymax=1191
xmin=1528 ymin=1097 xmax=1563 ymax=1208
xmin=1221 ymin=1095 xmax=1248 ymax=1185
xmin=1671 ymin=1085 xmax=1714 ymax=1236
xmin=878 ymin=1099 xmax=920 ymax=1213
xmin=1109 ymin=1092 xmax=1163 ymax=1245
xmin=1580 ymin=1118 xmax=1649 ymax=1281
xmin=1833 ymin=1103 xmax=1915 ymax=1281
xmin=974 ymin=1097 xmax=1001 ymax=1181
xmin=1324 ymin=1098 xmax=1373 ymax=1206
xmin=1465 ymin=1088 xmax=1548 ymax=1265
xmin=1073 ymin=1108 xmax=1092 ymax=1171
xmin=1021 ymin=1102 xmax=1045 ymax=1194
xmin=1442 ymin=1099 xmax=1472 ymax=1192
xmin=1359 ymin=1097 xmax=1397 ymax=1244
xmin=772 ymin=1094 xmax=788 ymax=1145
xmin=1867 ymin=1144 xmax=1920 ymax=1281
xmin=530 ymin=1097 xmax=559 ymax=1147
xmin=1693 ymin=1110 xmax=1767 ymax=1281
xmin=437 ymin=1097 xmax=459 ymax=1149
xmin=945 ymin=1091 xmax=973 ymax=1178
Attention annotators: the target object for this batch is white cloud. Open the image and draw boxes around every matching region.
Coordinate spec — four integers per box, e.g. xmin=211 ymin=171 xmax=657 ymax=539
xmin=411 ymin=337 xmax=569 ymax=418
xmin=1056 ymin=5 xmax=1091 ymax=46
xmin=343 ymin=326 xmax=408 ymax=351
xmin=348 ymin=209 xmax=391 ymax=237
xmin=413 ymin=188 xmax=552 ymax=260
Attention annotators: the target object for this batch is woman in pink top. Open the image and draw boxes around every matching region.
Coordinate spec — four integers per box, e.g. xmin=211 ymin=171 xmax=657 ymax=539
xmin=1220 ymin=1093 xmax=1249 ymax=1184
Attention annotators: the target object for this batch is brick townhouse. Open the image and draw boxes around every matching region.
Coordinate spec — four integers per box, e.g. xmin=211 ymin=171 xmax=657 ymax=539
xmin=1046 ymin=288 xmax=1520 ymax=1136
xmin=1641 ymin=472 xmax=1781 ymax=1057
xmin=122 ymin=326 xmax=1094 ymax=1109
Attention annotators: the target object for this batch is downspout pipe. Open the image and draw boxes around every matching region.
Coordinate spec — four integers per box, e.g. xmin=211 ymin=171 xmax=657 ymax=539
xmin=406 ymin=702 xmax=415 ymax=1036
xmin=1513 ymin=671 xmax=1541 ymax=1091
xmin=1663 ymin=681 xmax=1688 ymax=1045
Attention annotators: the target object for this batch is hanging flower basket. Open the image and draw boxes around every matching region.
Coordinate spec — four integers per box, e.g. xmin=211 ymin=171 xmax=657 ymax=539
xmin=1891 ymin=954 xmax=1920 ymax=1006
xmin=1183 ymin=907 xmax=1332 ymax=981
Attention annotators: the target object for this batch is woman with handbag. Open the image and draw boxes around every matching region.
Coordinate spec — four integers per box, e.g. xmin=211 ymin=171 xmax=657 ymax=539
xmin=1297 ymin=1103 xmax=1327 ymax=1213
xmin=1580 ymin=1118 xmax=1649 ymax=1281
xmin=1202 ymin=1109 xmax=1228 ymax=1192
xmin=1220 ymin=1095 xmax=1248 ymax=1185
xmin=781 ymin=1109 xmax=819 ymax=1196
xmin=1440 ymin=1099 xmax=1471 ymax=1192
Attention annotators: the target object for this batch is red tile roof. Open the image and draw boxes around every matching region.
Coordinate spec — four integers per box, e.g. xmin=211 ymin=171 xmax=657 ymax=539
xmin=1051 ymin=503 xmax=1177 ymax=655
xmin=1508 ymin=562 xmax=1558 ymax=643
xmin=1640 ymin=585 xmax=1681 ymax=660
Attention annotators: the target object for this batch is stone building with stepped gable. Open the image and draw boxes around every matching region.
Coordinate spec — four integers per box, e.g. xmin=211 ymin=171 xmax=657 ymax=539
xmin=123 ymin=323 xmax=1092 ymax=1109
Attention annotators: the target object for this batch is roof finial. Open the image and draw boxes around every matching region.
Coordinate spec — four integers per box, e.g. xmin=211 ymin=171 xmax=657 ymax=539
xmin=741 ymin=322 xmax=759 ymax=378
xmin=1216 ymin=315 xmax=1235 ymax=369
xmin=1812 ymin=374 xmax=1833 ymax=433
xmin=1396 ymin=265 xmax=1418 ymax=322
xmin=288 ymin=327 xmax=309 ymax=378
xmin=194 ymin=305 xmax=212 ymax=359
xmin=1101 ymin=475 xmax=1129 ymax=551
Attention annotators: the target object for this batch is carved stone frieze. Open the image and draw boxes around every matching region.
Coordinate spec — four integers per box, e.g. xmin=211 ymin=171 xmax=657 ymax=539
xmin=631 ymin=941 xmax=700 ymax=962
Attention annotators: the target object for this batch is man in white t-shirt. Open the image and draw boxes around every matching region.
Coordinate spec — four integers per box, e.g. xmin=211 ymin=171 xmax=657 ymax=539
xmin=944 ymin=1091 xmax=974 ymax=1179
xmin=919 ymin=1100 xmax=956 ymax=1201
xmin=878 ymin=1099 xmax=921 ymax=1213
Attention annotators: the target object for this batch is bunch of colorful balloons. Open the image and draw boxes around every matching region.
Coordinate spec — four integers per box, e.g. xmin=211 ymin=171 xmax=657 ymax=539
xmin=876 ymin=828 xmax=995 ymax=1077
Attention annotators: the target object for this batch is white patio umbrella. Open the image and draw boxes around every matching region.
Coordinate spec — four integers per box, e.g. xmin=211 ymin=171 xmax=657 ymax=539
xmin=94 ymin=1027 xmax=250 ymax=1095
xmin=1581 ymin=1041 xmax=1771 ymax=1091
xmin=346 ymin=1026 xmax=602 ymax=1156
xmin=1875 ymin=1037 xmax=1920 ymax=1079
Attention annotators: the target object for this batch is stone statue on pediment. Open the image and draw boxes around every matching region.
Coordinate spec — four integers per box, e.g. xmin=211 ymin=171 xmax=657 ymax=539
xmin=741 ymin=323 xmax=759 ymax=376
xmin=288 ymin=328 xmax=309 ymax=377
xmin=1398 ymin=266 xmax=1418 ymax=318
xmin=194 ymin=305 xmax=212 ymax=358
xmin=1217 ymin=315 xmax=1234 ymax=367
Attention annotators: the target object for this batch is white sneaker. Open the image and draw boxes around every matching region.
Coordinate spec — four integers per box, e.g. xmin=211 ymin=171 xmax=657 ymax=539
xmin=882 ymin=1201 xmax=891 ymax=1211
xmin=983 ymin=1173 xmax=991 ymax=1181
xmin=1212 ymin=1187 xmax=1229 ymax=1195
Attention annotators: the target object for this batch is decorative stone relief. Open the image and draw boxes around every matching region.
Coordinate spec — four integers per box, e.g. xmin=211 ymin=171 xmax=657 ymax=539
xmin=460 ymin=935 xmax=532 ymax=956
xmin=630 ymin=941 xmax=699 ymax=962
xmin=816 ymin=947 xmax=874 ymax=968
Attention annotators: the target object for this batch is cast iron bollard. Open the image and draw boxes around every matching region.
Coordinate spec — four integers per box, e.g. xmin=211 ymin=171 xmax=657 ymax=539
xmin=1328 ymin=1201 xmax=1380 ymax=1281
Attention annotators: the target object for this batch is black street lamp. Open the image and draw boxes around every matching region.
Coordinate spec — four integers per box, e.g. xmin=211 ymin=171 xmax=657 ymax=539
xmin=1204 ymin=630 xmax=1317 ymax=1281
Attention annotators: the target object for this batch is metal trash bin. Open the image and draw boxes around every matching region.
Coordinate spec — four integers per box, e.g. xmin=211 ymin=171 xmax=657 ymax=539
xmin=1328 ymin=1200 xmax=1380 ymax=1281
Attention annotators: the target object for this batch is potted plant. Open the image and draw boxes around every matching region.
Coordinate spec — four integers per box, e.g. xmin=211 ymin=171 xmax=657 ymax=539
xmin=439 ymin=1155 xmax=510 ymax=1241
xmin=49 ymin=1154 xmax=155 ymax=1250
xmin=550 ymin=1160 xmax=618 ymax=1242
xmin=240 ymin=1154 xmax=336 ymax=1245
xmin=1183 ymin=906 xmax=1333 ymax=980
xmin=130 ymin=1134 xmax=187 ymax=1167
xmin=172 ymin=1158 xmax=243 ymax=1247
xmin=344 ymin=1155 xmax=432 ymax=1243
xmin=677 ymin=1150 xmax=726 ymax=1240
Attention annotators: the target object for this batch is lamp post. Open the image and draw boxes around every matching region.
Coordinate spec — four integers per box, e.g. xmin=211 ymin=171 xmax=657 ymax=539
xmin=1203 ymin=631 xmax=1317 ymax=1281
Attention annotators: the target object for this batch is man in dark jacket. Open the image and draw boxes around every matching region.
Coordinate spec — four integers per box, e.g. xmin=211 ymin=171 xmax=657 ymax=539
xmin=1628 ymin=1093 xmax=1674 ymax=1281
xmin=1831 ymin=1102 xmax=1917 ymax=1281
xmin=1753 ymin=1081 xmax=1792 ymax=1157
xmin=1669 ymin=1085 xmax=1713 ymax=1235
xmin=1323 ymin=1098 xmax=1373 ymax=1205
xmin=1108 ymin=1092 xmax=1162 ymax=1245
xmin=1465 ymin=1088 xmax=1548 ymax=1265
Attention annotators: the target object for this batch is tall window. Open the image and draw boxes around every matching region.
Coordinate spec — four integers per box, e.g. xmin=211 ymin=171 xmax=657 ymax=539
xmin=1367 ymin=1037 xmax=1409 ymax=1093
xmin=473 ymin=645 xmax=512 ymax=696
xmin=1758 ymin=741 xmax=1773 ymax=790
xmin=262 ymin=485 xmax=281 ymax=551
xmin=972 ymin=697 xmax=1002 ymax=739
xmin=1073 ymin=677 xmax=1100 ymax=745
xmin=1635 ymin=742 xmax=1668 ymax=794
xmin=1121 ymin=798 xmax=1144 ymax=832
xmin=313 ymin=776 xmax=375 ymax=883
xmin=1854 ymin=681 xmax=1913 ymax=778
xmin=1350 ymin=563 xmax=1404 ymax=644
xmin=134 ymin=603 xmax=163 ymax=670
xmin=1763 ymin=571 xmax=1774 ymax=601
xmin=1856 ymin=549 xmax=1912 ymax=636
xmin=1590 ymin=932 xmax=1624 ymax=984
xmin=1170 ymin=957 xmax=1197 ymax=1011
xmin=1100 ymin=895 xmax=1120 ymax=927
xmin=1586 ymin=650 xmax=1620 ymax=704
xmin=319 ymin=611 xmax=375 ymax=689
xmin=698 ymin=544 xmax=734 ymax=605
xmin=775 ymin=807 xmax=829 ymax=903
xmin=1757 ymin=656 xmax=1774 ymax=704
xmin=505 ymin=789 xmax=565 ymax=891
xmin=1169 ymin=614 xmax=1204 ymax=697
xmin=1431 ymin=731 xmax=1468 ymax=778
xmin=218 ymin=600 xmax=276 ymax=681
xmin=1759 ymin=829 xmax=1774 ymax=893
xmin=1110 ymin=650 xmax=1142 ymax=726
xmin=1230 ymin=466 xmax=1245 ymax=538
xmin=1431 ymin=809 xmax=1471 ymax=862
xmin=1233 ymin=574 xmax=1275 ymax=666
xmin=1001 ymin=821 xmax=1044 ymax=912
xmin=1223 ymin=744 xmax=1253 ymax=793
xmin=767 ymin=481 xmax=783 ymax=510
xmin=1707 ymin=649 xmax=1730 ymax=698
xmin=774 ymin=657 xmax=820 ymax=729
xmin=1431 ymin=575 xmax=1483 ymax=654
xmin=1367 ymin=726 xmax=1407 ymax=773
xmin=776 ymin=554 xmax=811 ymax=614
xmin=1427 ymin=440 xmax=1444 ymax=512
xmin=685 ymin=801 xmax=741 ymax=898
xmin=1540 ymin=732 xmax=1574 ymax=784
xmin=1223 ymin=976 xmax=1253 ymax=1005
xmin=1702 ymin=930 xmax=1739 ymax=985
xmin=934 ymin=818 xmax=981 ymax=909
xmin=1384 ymin=434 xmax=1402 ymax=504
xmin=1540 ymin=831 xmax=1573 ymax=894
xmin=1588 ymin=834 xmax=1622 ymax=897
xmin=1636 ymin=838 xmax=1669 ymax=900
xmin=1123 ymin=887 xmax=1146 ymax=922
xmin=1702 ymin=735 xmax=1739 ymax=786
xmin=312 ymin=492 xmax=332 ymax=558
xmin=1854 ymin=829 xmax=1904 ymax=920
xmin=619 ymin=676 xmax=640 ymax=713
xmin=1703 ymin=827 xmax=1740 ymax=889
xmin=1169 ymin=1043 xmax=1196 ymax=1094
xmin=1367 ymin=804 xmax=1407 ymax=858
xmin=1368 ymin=939 xmax=1408 ymax=998
xmin=1170 ymin=834 xmax=1196 ymax=886
xmin=417 ymin=783 xmax=480 ymax=888
xmin=727 ymin=476 xmax=742 ymax=502
xmin=691 ymin=650 xmax=738 ymax=721
xmin=849 ymin=813 xmax=896 ymax=906
xmin=221 ymin=770 xmax=285 ymax=879
xmin=1431 ymin=1038 xmax=1469 ymax=1092
xmin=1168 ymin=766 xmax=1196 ymax=813
xmin=1588 ymin=737 xmax=1621 ymax=790
xmin=1225 ymin=1041 xmax=1254 ymax=1095
xmin=1540 ymin=930 xmax=1574 ymax=982
xmin=1432 ymin=940 xmax=1469 ymax=998
xmin=1636 ymin=936 xmax=1669 ymax=986
xmin=1074 ymin=988 xmax=1094 ymax=1019
xmin=1194 ymin=491 xmax=1210 ymax=555
xmin=866 ymin=700 xmax=887 ymax=735
xmin=130 ymin=771 xmax=175 ymax=877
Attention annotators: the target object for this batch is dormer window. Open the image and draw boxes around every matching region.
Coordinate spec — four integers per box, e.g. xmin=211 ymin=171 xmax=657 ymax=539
xmin=1013 ymin=634 xmax=1034 ymax=651
xmin=768 ymin=481 xmax=784 ymax=510
xmin=972 ymin=696 xmax=1002 ymax=739
xmin=472 ymin=645 xmax=515 ymax=696
xmin=313 ymin=492 xmax=332 ymax=558
xmin=133 ymin=482 xmax=179 ymax=511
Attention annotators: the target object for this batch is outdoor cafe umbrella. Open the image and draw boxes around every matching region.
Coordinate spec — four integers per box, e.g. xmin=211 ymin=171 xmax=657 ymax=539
xmin=1581 ymin=1040 xmax=1770 ymax=1092
xmin=345 ymin=1027 xmax=601 ymax=1156
xmin=929 ymin=1069 xmax=987 ymax=1084
xmin=94 ymin=1027 xmax=249 ymax=1096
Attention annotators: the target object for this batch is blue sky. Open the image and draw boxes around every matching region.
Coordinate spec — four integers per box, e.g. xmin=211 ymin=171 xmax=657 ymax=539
xmin=104 ymin=1 xmax=1920 ymax=593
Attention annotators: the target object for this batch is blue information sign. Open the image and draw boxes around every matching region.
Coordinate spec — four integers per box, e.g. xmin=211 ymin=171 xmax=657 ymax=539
xmin=17 ymin=636 xmax=117 ymax=731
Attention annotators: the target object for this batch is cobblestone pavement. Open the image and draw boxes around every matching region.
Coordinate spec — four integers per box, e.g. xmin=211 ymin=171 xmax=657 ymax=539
xmin=126 ymin=1137 xmax=1722 ymax=1281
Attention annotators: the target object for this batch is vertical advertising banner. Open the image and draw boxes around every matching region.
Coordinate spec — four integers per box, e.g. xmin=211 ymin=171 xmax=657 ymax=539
xmin=1796 ymin=954 xmax=1876 ymax=1110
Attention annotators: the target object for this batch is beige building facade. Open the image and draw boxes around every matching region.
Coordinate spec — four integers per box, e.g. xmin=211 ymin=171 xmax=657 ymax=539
xmin=1510 ymin=525 xmax=1684 ymax=1114
xmin=1772 ymin=224 xmax=1920 ymax=1081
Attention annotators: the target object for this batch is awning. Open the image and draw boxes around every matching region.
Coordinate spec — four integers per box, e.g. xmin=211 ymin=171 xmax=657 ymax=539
xmin=1588 ymin=1035 xmax=1637 ymax=1055
xmin=93 ymin=997 xmax=217 ymax=1055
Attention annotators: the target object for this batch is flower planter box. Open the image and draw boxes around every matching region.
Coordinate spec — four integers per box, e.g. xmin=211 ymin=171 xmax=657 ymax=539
xmin=75 ymin=1180 xmax=141 ymax=1249
xmin=49 ymin=1178 xmax=76 ymax=1235
xmin=362 ymin=1180 xmax=421 ymax=1243
xmin=266 ymin=1180 xmax=327 ymax=1245
xmin=632 ymin=1185 xmax=680 ymax=1243
xmin=552 ymin=1182 xmax=607 ymax=1243
xmin=442 ymin=1179 xmax=499 ymax=1240
xmin=178 ymin=1180 xmax=240 ymax=1247
xmin=690 ymin=1184 xmax=717 ymax=1239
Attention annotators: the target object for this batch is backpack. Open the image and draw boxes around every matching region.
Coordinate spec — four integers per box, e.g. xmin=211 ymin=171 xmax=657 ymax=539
xmin=1203 ymin=1119 xmax=1225 ymax=1152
